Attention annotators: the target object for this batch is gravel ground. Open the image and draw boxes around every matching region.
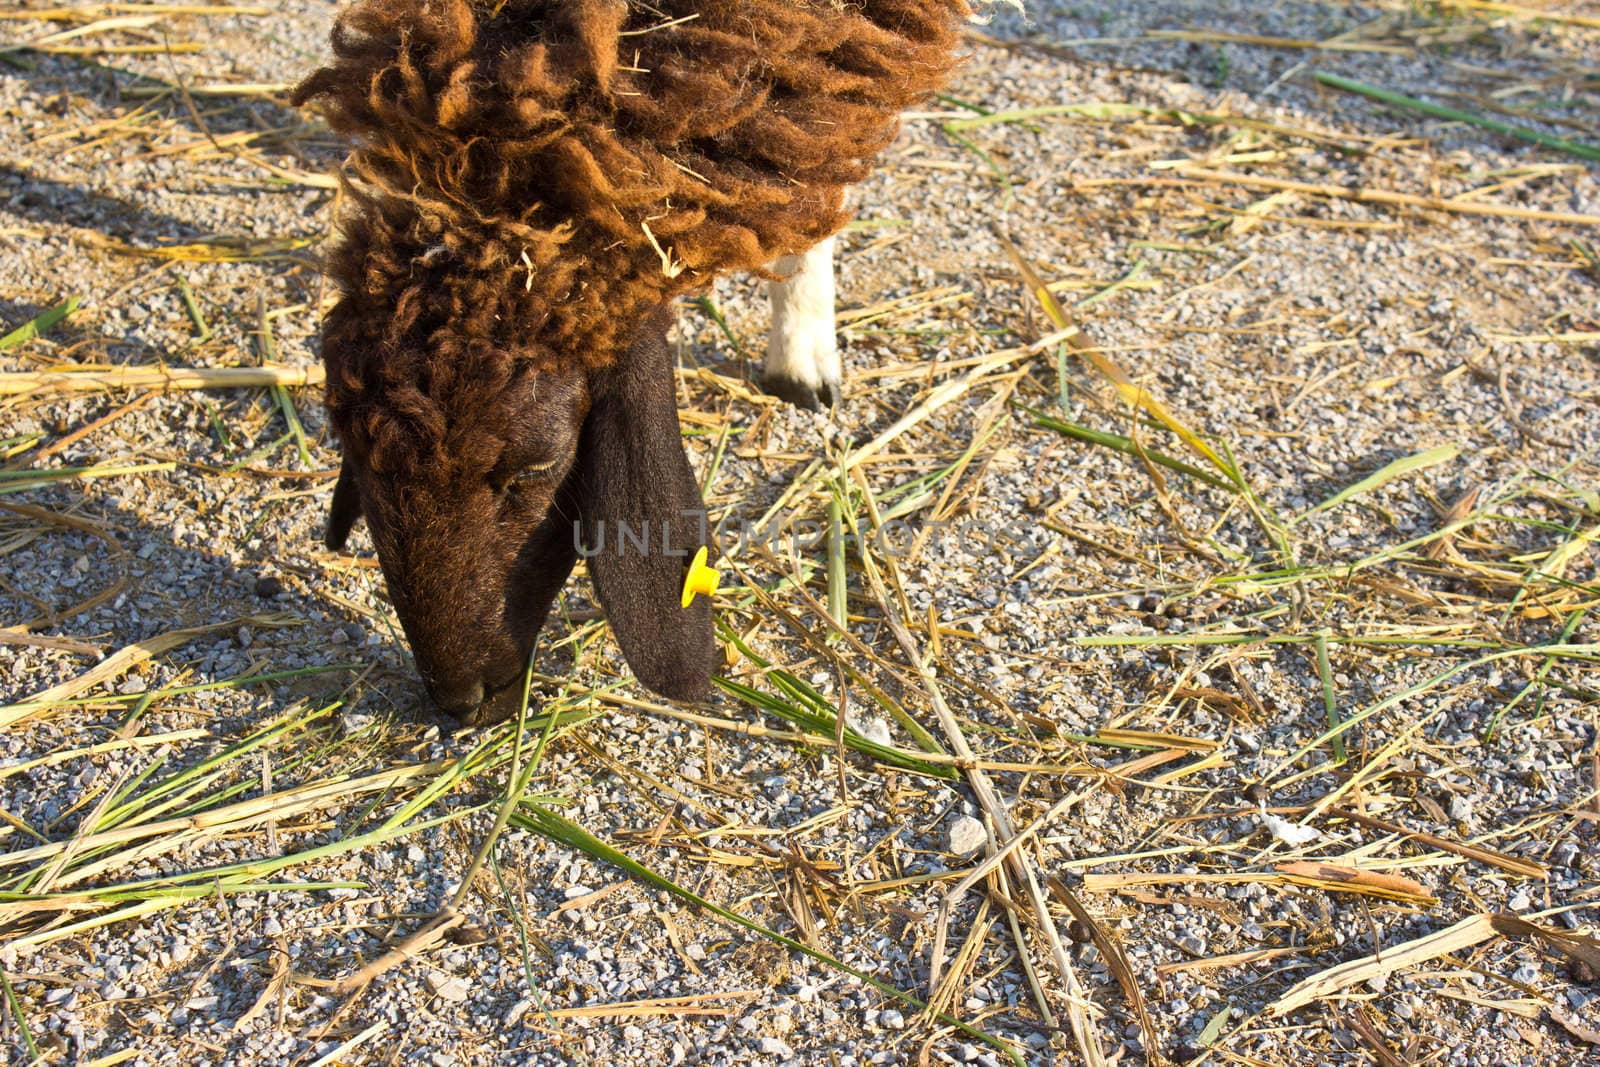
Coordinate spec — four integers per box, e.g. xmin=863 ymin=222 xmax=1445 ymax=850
xmin=2 ymin=3 xmax=1598 ymax=1065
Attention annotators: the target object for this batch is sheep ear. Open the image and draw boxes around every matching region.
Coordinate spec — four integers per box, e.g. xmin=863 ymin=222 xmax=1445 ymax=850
xmin=325 ymin=456 xmax=361 ymax=550
xmin=573 ymin=315 xmax=715 ymax=701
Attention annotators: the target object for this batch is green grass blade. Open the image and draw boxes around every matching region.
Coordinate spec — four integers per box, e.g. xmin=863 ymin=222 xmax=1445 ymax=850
xmin=826 ymin=493 xmax=848 ymax=635
xmin=176 ymin=275 xmax=211 ymax=341
xmin=718 ymin=623 xmax=948 ymax=763
xmin=690 ymin=295 xmax=746 ymax=358
xmin=0 ymin=966 xmax=39 ymax=1060
xmin=224 ymin=429 xmax=292 ymax=473
xmin=450 ymin=649 xmax=564 ymax=913
xmin=1026 ymin=407 xmax=1237 ymax=491
xmin=1314 ymin=71 xmax=1600 ymax=163
xmin=1314 ymin=632 xmax=1347 ymax=765
xmin=713 ymin=675 xmax=956 ymax=780
xmin=95 ymin=706 xmax=334 ymax=833
xmin=273 ymin=386 xmax=313 ymax=470
xmin=1482 ymin=605 xmax=1588 ymax=742
xmin=0 ymin=296 xmax=81 ymax=353
xmin=1299 ymin=443 xmax=1460 ymax=520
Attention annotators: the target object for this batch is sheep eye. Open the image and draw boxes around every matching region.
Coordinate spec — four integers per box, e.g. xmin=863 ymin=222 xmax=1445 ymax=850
xmin=493 ymin=459 xmax=557 ymax=495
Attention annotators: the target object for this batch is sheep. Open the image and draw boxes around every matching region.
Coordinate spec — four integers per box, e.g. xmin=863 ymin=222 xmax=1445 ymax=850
xmin=295 ymin=0 xmax=986 ymax=725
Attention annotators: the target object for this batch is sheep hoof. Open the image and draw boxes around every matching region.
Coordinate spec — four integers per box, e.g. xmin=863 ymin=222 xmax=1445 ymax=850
xmin=761 ymin=372 xmax=841 ymax=411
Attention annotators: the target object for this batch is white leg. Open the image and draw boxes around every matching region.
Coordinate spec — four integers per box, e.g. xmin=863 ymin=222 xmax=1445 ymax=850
xmin=763 ymin=235 xmax=840 ymax=409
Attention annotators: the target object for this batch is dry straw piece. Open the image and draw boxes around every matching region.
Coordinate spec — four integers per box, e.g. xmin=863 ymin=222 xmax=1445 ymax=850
xmin=1172 ymin=164 xmax=1600 ymax=227
xmin=1270 ymin=913 xmax=1600 ymax=1017
xmin=0 ymin=614 xmax=301 ymax=729
xmin=0 ymin=364 xmax=326 ymax=396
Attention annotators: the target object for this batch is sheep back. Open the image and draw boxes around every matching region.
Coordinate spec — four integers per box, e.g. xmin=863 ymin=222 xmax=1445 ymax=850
xmin=295 ymin=0 xmax=971 ymax=457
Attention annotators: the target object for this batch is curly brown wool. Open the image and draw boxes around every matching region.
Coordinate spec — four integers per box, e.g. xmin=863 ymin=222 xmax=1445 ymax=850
xmin=293 ymin=0 xmax=972 ymax=468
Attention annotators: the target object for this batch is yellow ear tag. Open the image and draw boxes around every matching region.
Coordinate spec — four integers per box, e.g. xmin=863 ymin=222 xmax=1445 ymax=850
xmin=681 ymin=546 xmax=721 ymax=609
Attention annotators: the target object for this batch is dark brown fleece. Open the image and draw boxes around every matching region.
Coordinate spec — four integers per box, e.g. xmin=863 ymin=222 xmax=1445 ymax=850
xmin=293 ymin=0 xmax=971 ymax=471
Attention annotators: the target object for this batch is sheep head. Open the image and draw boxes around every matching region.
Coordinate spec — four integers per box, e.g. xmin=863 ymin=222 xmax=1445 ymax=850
xmin=324 ymin=306 xmax=716 ymax=726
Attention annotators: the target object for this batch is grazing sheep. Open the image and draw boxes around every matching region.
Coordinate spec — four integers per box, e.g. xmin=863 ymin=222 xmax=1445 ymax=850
xmin=295 ymin=0 xmax=985 ymax=724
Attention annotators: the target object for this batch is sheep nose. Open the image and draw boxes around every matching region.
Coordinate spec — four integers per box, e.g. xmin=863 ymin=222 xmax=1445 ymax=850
xmin=430 ymin=678 xmax=485 ymax=716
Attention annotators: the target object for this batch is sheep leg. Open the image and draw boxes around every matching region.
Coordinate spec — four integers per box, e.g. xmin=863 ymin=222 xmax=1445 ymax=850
xmin=762 ymin=235 xmax=840 ymax=410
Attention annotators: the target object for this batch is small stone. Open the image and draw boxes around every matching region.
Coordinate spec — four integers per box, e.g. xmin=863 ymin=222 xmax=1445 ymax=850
xmin=758 ymin=1037 xmax=795 ymax=1059
xmin=505 ymin=998 xmax=534 ymax=1026
xmin=855 ymin=717 xmax=892 ymax=746
xmin=947 ymin=815 xmax=987 ymax=857
xmin=426 ymin=972 xmax=470 ymax=1003
xmin=880 ymin=1008 xmax=905 ymax=1030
